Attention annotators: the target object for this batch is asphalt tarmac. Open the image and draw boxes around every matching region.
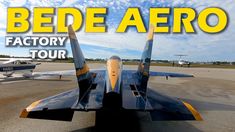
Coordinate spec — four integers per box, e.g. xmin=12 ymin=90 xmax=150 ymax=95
xmin=0 ymin=62 xmax=235 ymax=132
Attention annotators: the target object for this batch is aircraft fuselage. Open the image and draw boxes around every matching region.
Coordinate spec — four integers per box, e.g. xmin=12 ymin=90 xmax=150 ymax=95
xmin=106 ymin=56 xmax=123 ymax=94
xmin=0 ymin=64 xmax=36 ymax=72
xmin=0 ymin=62 xmax=36 ymax=77
xmin=104 ymin=56 xmax=123 ymax=108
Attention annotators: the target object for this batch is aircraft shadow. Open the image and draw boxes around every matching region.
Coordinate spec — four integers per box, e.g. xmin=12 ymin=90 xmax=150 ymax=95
xmin=71 ymin=110 xmax=203 ymax=132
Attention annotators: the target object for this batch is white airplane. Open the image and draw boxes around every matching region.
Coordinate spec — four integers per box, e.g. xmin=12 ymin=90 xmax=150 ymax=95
xmin=178 ymin=59 xmax=190 ymax=65
xmin=0 ymin=58 xmax=40 ymax=77
xmin=0 ymin=58 xmax=76 ymax=81
xmin=174 ymin=55 xmax=191 ymax=67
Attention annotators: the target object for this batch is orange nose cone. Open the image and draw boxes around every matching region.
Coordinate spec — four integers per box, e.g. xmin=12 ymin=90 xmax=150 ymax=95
xmin=107 ymin=59 xmax=120 ymax=90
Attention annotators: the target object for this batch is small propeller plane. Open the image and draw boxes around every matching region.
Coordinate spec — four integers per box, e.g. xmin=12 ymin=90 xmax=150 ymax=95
xmin=0 ymin=58 xmax=40 ymax=78
xmin=20 ymin=25 xmax=202 ymax=121
xmin=0 ymin=58 xmax=76 ymax=81
xmin=0 ymin=58 xmax=72 ymax=80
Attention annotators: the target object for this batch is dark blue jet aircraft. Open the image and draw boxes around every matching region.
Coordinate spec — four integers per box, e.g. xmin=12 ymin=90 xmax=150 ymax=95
xmin=20 ymin=25 xmax=202 ymax=121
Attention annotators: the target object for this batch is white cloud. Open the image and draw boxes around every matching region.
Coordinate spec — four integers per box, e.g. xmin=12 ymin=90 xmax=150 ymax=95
xmin=0 ymin=4 xmax=7 ymax=24
xmin=0 ymin=30 xmax=6 ymax=36
xmin=61 ymin=1 xmax=77 ymax=7
xmin=9 ymin=0 xmax=27 ymax=7
xmin=76 ymin=29 xmax=146 ymax=51
xmin=0 ymin=23 xmax=5 ymax=29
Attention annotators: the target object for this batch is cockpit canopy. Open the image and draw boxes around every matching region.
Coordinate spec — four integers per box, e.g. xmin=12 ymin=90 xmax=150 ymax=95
xmin=109 ymin=56 xmax=121 ymax=61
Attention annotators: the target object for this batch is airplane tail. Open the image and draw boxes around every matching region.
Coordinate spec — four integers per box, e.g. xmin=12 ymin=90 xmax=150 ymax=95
xmin=68 ymin=25 xmax=93 ymax=101
xmin=137 ymin=25 xmax=154 ymax=94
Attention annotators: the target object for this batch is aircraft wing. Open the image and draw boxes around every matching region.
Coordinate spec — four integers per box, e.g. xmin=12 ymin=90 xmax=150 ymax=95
xmin=32 ymin=70 xmax=75 ymax=77
xmin=121 ymin=70 xmax=201 ymax=121
xmin=33 ymin=70 xmax=193 ymax=78
xmin=0 ymin=58 xmax=32 ymax=61
xmin=20 ymin=88 xmax=78 ymax=121
xmin=147 ymin=89 xmax=202 ymax=121
xmin=123 ymin=70 xmax=194 ymax=77
xmin=20 ymin=70 xmax=106 ymax=121
xmin=32 ymin=69 xmax=104 ymax=78
xmin=149 ymin=71 xmax=194 ymax=77
xmin=0 ymin=58 xmax=11 ymax=61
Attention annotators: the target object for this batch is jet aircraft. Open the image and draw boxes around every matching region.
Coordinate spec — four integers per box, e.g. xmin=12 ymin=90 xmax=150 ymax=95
xmin=20 ymin=25 xmax=202 ymax=121
xmin=173 ymin=55 xmax=191 ymax=67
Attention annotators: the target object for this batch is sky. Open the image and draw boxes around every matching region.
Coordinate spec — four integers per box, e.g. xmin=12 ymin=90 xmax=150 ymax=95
xmin=0 ymin=0 xmax=235 ymax=62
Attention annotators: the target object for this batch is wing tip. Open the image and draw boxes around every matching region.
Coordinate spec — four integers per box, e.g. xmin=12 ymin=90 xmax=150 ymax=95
xmin=20 ymin=100 xmax=41 ymax=118
xmin=20 ymin=109 xmax=29 ymax=118
xmin=182 ymin=101 xmax=203 ymax=121
xmin=20 ymin=109 xmax=74 ymax=121
xmin=26 ymin=100 xmax=41 ymax=112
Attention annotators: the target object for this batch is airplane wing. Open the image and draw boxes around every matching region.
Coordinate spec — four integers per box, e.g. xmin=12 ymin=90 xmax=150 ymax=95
xmin=147 ymin=88 xmax=202 ymax=121
xmin=123 ymin=70 xmax=194 ymax=78
xmin=32 ymin=70 xmax=75 ymax=77
xmin=20 ymin=88 xmax=78 ymax=121
xmin=22 ymin=69 xmax=199 ymax=121
xmin=149 ymin=71 xmax=194 ymax=77
xmin=0 ymin=58 xmax=32 ymax=61
xmin=20 ymin=70 xmax=106 ymax=121
xmin=0 ymin=58 xmax=11 ymax=61
xmin=121 ymin=70 xmax=201 ymax=121
xmin=32 ymin=69 xmax=105 ymax=78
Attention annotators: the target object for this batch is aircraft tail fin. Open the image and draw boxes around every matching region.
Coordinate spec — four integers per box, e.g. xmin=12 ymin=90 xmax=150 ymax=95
xmin=68 ymin=25 xmax=93 ymax=100
xmin=136 ymin=25 xmax=154 ymax=94
xmin=68 ymin=25 xmax=89 ymax=80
